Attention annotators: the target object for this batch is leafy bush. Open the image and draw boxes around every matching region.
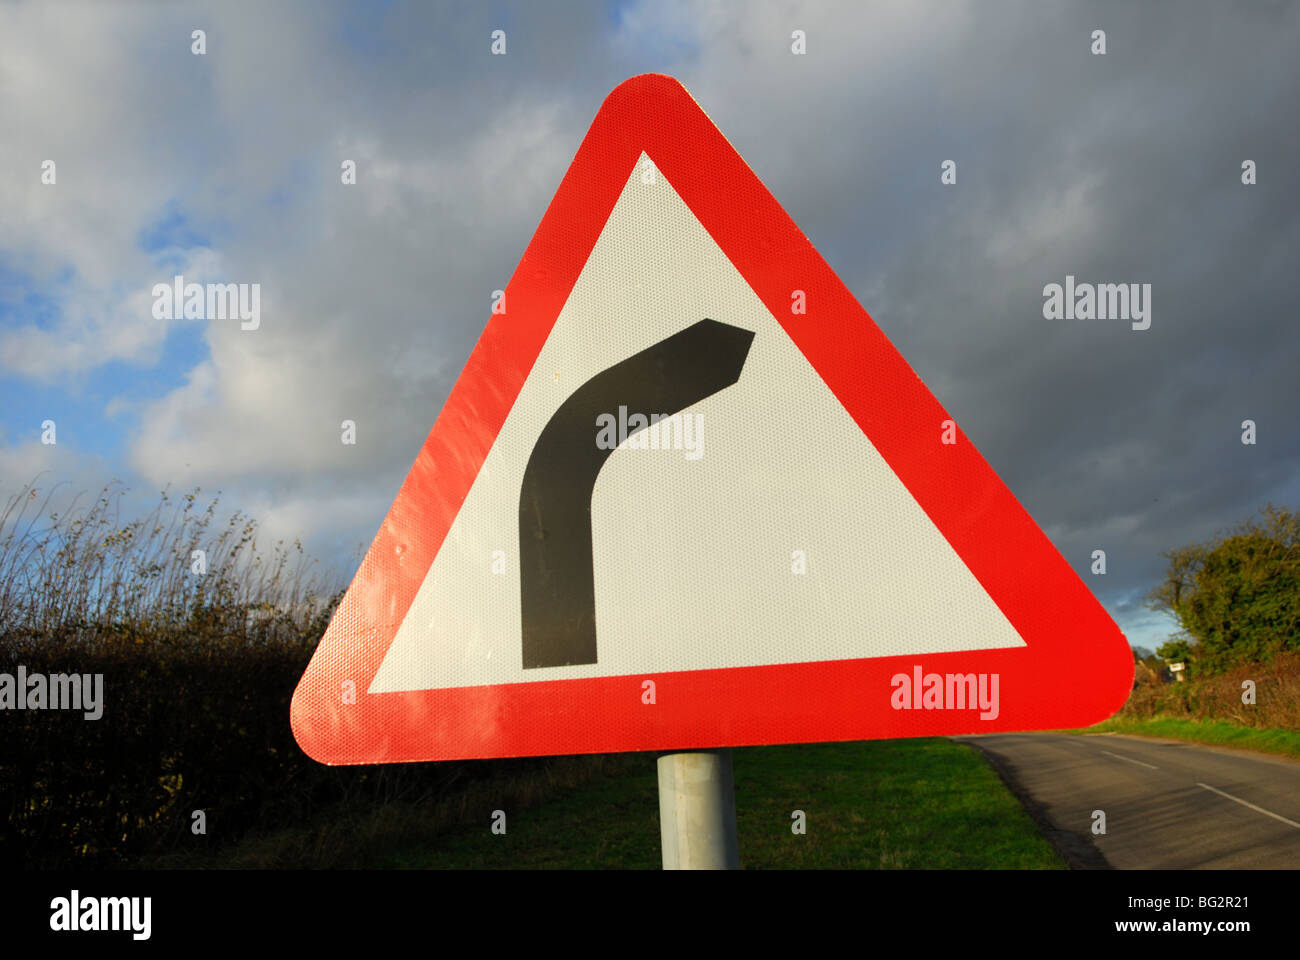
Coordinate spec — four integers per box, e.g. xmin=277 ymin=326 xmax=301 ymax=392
xmin=1145 ymin=504 xmax=1300 ymax=674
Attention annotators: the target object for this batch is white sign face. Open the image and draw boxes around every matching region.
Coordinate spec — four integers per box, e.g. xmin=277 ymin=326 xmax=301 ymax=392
xmin=368 ymin=152 xmax=1023 ymax=695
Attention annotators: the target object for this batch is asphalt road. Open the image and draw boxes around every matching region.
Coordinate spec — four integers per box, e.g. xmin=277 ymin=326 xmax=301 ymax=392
xmin=954 ymin=733 xmax=1300 ymax=869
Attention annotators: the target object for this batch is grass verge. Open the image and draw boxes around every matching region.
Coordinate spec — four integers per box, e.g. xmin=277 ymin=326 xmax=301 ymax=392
xmin=1079 ymin=716 xmax=1300 ymax=761
xmin=385 ymin=738 xmax=1064 ymax=869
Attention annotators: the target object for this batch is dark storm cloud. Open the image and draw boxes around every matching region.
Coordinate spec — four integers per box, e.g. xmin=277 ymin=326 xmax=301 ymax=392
xmin=639 ymin=1 xmax=1299 ymax=645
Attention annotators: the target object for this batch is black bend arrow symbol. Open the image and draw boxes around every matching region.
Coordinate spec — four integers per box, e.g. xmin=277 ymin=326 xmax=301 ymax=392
xmin=519 ymin=318 xmax=755 ymax=669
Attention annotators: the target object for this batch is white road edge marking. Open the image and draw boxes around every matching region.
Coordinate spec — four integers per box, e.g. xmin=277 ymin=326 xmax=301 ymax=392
xmin=1197 ymin=782 xmax=1300 ymax=830
xmin=1101 ymin=749 xmax=1158 ymax=770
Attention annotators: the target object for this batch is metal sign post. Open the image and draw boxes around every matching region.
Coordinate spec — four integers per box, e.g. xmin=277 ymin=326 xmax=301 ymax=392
xmin=656 ymin=749 xmax=739 ymax=869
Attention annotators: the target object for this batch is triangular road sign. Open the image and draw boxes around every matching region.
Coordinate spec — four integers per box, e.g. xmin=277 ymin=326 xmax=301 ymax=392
xmin=292 ymin=74 xmax=1133 ymax=765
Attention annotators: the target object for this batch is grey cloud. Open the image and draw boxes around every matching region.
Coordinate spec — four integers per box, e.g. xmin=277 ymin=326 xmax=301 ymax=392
xmin=3 ymin=0 xmax=1296 ymax=652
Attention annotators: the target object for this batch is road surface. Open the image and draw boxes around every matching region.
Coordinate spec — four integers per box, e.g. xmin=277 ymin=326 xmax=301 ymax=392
xmin=955 ymin=733 xmax=1300 ymax=869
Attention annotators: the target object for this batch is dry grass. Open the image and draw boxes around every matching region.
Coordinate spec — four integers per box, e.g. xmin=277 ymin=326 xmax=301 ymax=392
xmin=0 ymin=477 xmax=340 ymax=650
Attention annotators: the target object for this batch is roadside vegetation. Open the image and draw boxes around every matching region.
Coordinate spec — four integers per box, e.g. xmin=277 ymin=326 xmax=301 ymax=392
xmin=0 ymin=478 xmax=624 ymax=868
xmin=7 ymin=478 xmax=1294 ymax=867
xmin=1090 ymin=504 xmax=1300 ymax=757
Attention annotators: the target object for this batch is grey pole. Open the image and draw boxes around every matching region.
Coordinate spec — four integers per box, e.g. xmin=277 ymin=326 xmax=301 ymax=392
xmin=656 ymin=749 xmax=739 ymax=869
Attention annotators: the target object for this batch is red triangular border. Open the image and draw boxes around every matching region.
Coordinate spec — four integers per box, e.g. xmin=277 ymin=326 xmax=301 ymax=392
xmin=291 ymin=75 xmax=1133 ymax=764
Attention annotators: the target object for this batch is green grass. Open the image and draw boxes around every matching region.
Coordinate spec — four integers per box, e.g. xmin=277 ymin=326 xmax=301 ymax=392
xmin=1080 ymin=716 xmax=1300 ymax=761
xmin=385 ymin=738 xmax=1065 ymax=869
